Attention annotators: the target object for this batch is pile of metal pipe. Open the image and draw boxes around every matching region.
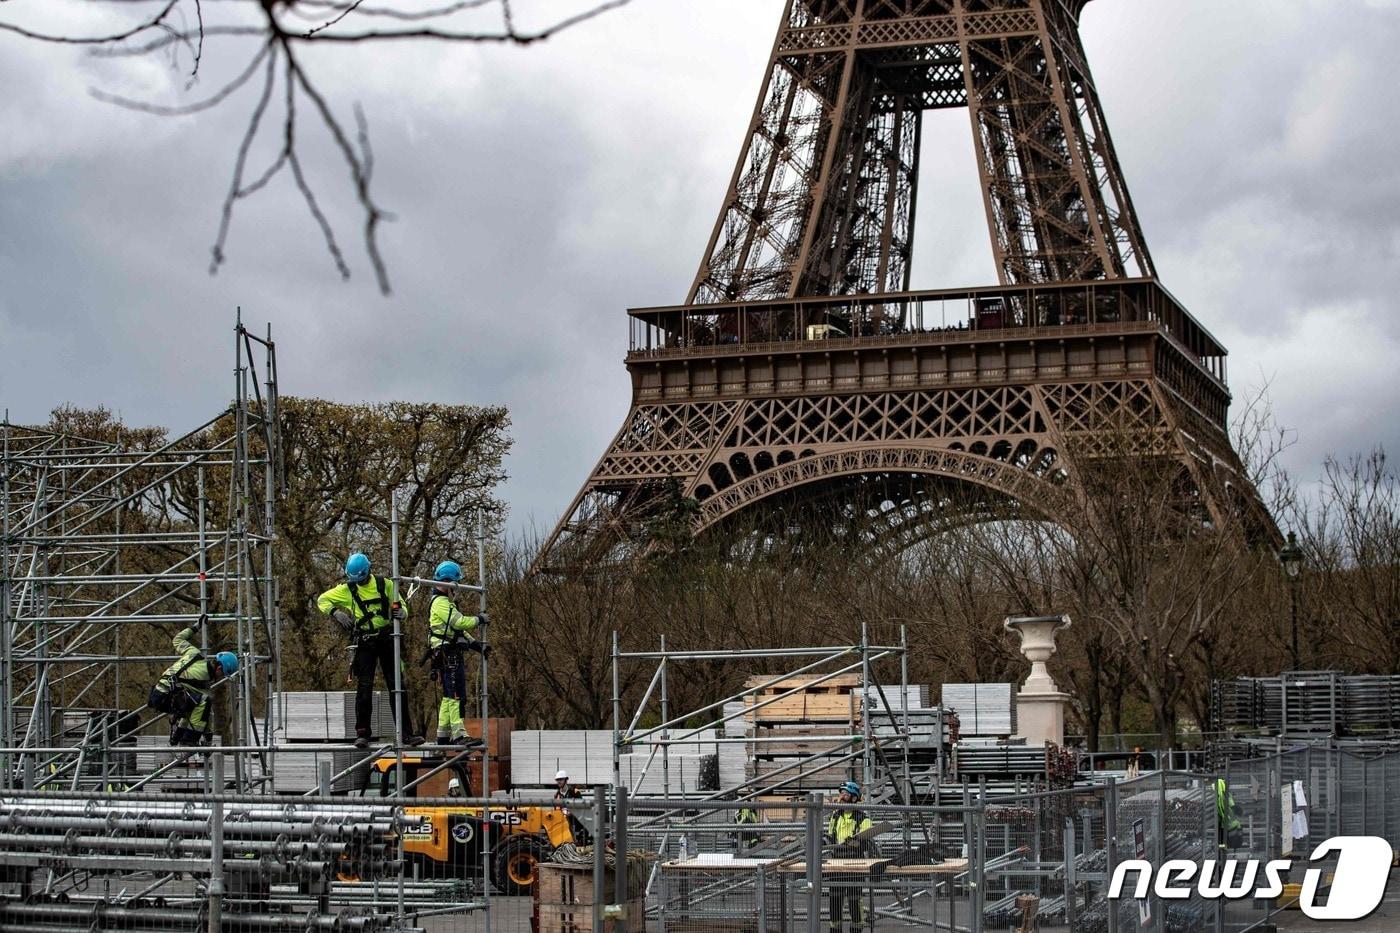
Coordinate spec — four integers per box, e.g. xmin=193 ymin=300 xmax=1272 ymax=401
xmin=0 ymin=899 xmax=392 ymax=931
xmin=0 ymin=798 xmax=420 ymax=931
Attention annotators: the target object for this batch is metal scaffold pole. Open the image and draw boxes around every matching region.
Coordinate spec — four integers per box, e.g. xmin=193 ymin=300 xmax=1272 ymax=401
xmin=477 ymin=506 xmax=493 ymax=933
xmin=0 ymin=313 xmax=281 ymax=795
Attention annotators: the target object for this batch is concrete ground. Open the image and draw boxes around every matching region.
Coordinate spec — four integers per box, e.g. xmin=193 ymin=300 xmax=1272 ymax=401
xmin=1273 ymin=868 xmax=1398 ymax=933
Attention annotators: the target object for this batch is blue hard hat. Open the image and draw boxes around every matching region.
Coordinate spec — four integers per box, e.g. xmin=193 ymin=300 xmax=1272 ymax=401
xmin=345 ymin=553 xmax=371 ymax=583
xmin=215 ymin=652 xmax=239 ymax=677
xmin=434 ymin=560 xmax=463 ymax=583
xmin=842 ymin=781 xmax=862 ymax=799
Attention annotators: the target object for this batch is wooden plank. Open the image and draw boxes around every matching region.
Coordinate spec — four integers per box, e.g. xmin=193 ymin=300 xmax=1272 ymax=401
xmin=778 ymin=858 xmax=890 ymax=875
xmin=885 ymin=858 xmax=970 ymax=875
xmin=755 ymin=724 xmax=852 ymax=738
xmin=744 ymin=673 xmax=861 ymax=693
xmin=746 ymin=694 xmax=859 ymax=722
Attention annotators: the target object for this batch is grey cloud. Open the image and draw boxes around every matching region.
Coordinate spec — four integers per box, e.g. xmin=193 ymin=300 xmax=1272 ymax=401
xmin=1 ymin=0 xmax=1397 ymax=534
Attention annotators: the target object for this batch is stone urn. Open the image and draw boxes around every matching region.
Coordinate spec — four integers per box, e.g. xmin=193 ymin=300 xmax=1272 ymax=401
xmin=1004 ymin=614 xmax=1072 ymax=744
xmin=1004 ymin=614 xmax=1072 ymax=692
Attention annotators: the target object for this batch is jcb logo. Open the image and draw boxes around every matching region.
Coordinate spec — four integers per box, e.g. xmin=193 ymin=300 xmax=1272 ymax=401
xmin=1109 ymin=836 xmax=1393 ymax=921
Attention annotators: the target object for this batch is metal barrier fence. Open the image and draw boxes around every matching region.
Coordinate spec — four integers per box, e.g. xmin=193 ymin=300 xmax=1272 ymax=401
xmin=1 ymin=743 xmax=1396 ymax=932
xmin=1219 ymin=742 xmax=1400 ymax=933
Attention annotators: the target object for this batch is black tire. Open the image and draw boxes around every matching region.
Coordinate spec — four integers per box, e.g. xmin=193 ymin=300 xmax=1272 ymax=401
xmin=491 ymin=834 xmax=550 ymax=896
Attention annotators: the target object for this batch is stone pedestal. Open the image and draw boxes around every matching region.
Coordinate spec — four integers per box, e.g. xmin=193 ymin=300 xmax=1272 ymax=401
xmin=1004 ymin=614 xmax=1072 ymax=746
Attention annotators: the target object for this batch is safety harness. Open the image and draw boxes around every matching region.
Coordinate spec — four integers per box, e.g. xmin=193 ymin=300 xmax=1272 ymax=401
xmin=429 ymin=593 xmax=472 ymax=650
xmin=148 ymin=652 xmax=211 ymax=718
xmin=347 ymin=575 xmax=392 ymax=636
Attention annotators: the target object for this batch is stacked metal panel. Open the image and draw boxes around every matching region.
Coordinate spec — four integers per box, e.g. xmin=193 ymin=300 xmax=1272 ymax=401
xmin=1211 ymin=673 xmax=1400 ymax=736
xmin=862 ymin=684 xmax=930 ymax=714
xmin=941 ymin=683 xmax=1016 ymax=736
xmin=619 ymin=753 xmax=719 ymax=794
xmin=267 ymin=691 xmax=396 ymax=741
xmin=951 ymin=740 xmax=1047 ymax=778
xmin=721 ymin=701 xmax=752 ymax=737
xmin=512 ymin=730 xmax=615 ymax=786
xmin=270 ymin=746 xmax=377 ymax=794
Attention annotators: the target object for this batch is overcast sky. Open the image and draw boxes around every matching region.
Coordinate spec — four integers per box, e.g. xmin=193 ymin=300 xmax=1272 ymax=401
xmin=2 ymin=0 xmax=1398 ymax=537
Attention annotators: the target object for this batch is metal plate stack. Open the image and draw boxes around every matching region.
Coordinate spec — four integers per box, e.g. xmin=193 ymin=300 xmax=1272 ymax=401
xmin=511 ymin=730 xmax=615 ymax=786
xmin=941 ymin=683 xmax=1016 ymax=736
xmin=1210 ymin=678 xmax=1262 ymax=729
xmin=267 ymin=691 xmax=395 ymax=741
xmin=951 ymin=740 xmax=1046 ymax=779
xmin=1342 ymin=676 xmax=1400 ymax=730
xmin=1211 ymin=673 xmax=1400 ymax=736
xmin=619 ymin=752 xmax=719 ymax=794
xmin=269 ymin=746 xmax=376 ymax=794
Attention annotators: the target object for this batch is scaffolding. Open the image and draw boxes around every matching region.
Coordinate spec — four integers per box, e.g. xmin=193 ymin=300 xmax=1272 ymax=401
xmin=610 ymin=625 xmax=918 ymax=805
xmin=0 ymin=315 xmax=282 ymax=792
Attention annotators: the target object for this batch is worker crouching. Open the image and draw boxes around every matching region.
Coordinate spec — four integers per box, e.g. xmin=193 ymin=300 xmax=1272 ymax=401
xmin=426 ymin=560 xmax=489 ymax=745
xmin=148 ymin=625 xmax=239 ymax=747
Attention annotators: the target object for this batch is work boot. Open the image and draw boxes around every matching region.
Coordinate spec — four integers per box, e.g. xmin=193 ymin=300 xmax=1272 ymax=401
xmin=435 ymin=732 xmax=451 ymax=746
xmin=353 ymin=731 xmax=370 ymax=750
xmin=407 ymin=734 xmax=425 ymax=747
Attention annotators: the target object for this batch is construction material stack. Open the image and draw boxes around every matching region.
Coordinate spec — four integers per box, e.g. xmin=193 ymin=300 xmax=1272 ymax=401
xmin=744 ymin=673 xmax=864 ymax=793
xmin=866 ymin=685 xmax=954 ymax=793
xmin=1211 ymin=672 xmax=1400 ymax=737
xmin=265 ymin=691 xmax=393 ymax=793
xmin=513 ymin=731 xmax=615 ymax=787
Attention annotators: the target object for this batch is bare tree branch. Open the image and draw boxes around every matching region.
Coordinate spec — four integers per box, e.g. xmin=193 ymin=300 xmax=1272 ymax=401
xmin=1 ymin=0 xmax=635 ymax=292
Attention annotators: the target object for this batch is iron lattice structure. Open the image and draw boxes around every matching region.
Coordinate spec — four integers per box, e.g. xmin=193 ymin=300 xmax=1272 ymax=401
xmin=0 ymin=320 xmax=282 ymax=791
xmin=539 ymin=0 xmax=1266 ymax=570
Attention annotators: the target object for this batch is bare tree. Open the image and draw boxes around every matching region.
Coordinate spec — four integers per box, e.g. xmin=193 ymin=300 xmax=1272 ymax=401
xmin=1295 ymin=449 xmax=1400 ymax=672
xmin=0 ymin=0 xmax=633 ymax=293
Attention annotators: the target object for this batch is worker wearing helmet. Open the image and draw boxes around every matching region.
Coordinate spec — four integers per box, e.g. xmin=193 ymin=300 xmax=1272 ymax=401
xmin=426 ymin=560 xmax=489 ymax=745
xmin=553 ymin=769 xmax=592 ymax=845
xmin=149 ymin=626 xmax=239 ymax=747
xmin=824 ymin=781 xmax=873 ymax=932
xmin=317 ymin=552 xmax=422 ymax=748
xmin=448 ymin=776 xmax=465 ymax=798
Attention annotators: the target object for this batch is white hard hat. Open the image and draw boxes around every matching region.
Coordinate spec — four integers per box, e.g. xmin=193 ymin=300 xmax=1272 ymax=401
xmin=555 ymin=770 xmax=569 ymax=782
xmin=448 ymin=777 xmax=462 ymax=789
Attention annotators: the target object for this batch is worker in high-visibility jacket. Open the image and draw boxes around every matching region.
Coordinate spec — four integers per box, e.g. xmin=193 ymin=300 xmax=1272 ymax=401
xmin=426 ymin=560 xmax=489 ymax=745
xmin=317 ymin=552 xmax=421 ymax=748
xmin=824 ymin=781 xmax=873 ymax=932
xmin=148 ymin=627 xmax=239 ymax=747
xmin=1216 ymin=778 xmax=1243 ymax=849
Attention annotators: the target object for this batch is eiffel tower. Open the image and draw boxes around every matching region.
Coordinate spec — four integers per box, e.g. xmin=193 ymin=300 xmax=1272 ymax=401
xmin=538 ymin=0 xmax=1267 ymax=570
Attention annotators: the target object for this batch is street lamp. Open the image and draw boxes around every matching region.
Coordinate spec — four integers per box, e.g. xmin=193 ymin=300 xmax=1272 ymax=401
xmin=1278 ymin=531 xmax=1303 ymax=671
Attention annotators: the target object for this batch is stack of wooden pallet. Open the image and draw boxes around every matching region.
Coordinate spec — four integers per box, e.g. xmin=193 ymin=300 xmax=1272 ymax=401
xmin=534 ymin=862 xmax=644 ymax=932
xmin=744 ymin=673 xmax=863 ymax=791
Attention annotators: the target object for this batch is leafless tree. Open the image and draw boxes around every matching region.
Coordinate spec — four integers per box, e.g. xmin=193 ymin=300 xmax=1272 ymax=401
xmin=0 ymin=0 xmax=633 ymax=293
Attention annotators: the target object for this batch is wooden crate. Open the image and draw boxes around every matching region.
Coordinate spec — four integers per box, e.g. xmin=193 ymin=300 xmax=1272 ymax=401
xmin=536 ymin=900 xmax=644 ymax=933
xmin=537 ymin=862 xmax=609 ymax=907
xmin=463 ymin=717 xmax=514 ymax=757
xmin=464 ymin=758 xmax=511 ymax=793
